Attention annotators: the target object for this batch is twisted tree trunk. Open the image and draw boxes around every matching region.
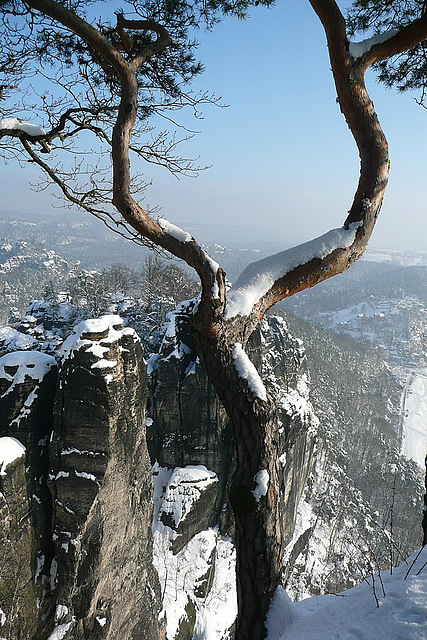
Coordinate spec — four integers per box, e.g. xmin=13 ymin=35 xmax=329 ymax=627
xmin=190 ymin=323 xmax=285 ymax=638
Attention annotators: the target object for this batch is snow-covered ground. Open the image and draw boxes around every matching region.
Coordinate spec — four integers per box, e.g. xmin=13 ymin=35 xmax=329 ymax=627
xmin=268 ymin=547 xmax=427 ymax=640
xmin=400 ymin=370 xmax=427 ymax=468
xmin=363 ymin=249 xmax=427 ymax=266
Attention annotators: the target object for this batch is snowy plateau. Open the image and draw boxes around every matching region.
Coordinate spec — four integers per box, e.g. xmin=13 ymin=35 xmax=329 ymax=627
xmin=0 ymin=225 xmax=426 ymax=640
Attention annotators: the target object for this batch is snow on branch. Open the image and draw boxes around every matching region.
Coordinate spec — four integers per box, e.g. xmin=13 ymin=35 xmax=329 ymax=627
xmin=232 ymin=343 xmax=267 ymax=401
xmin=0 ymin=117 xmax=47 ymax=137
xmin=349 ymin=29 xmax=399 ymax=60
xmin=158 ymin=217 xmax=193 ymax=243
xmin=225 ymin=223 xmax=361 ymax=319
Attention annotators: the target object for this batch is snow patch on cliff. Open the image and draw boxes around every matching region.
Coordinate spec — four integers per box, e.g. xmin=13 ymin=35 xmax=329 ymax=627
xmin=58 ymin=315 xmax=136 ymax=371
xmin=152 ymin=464 xmax=236 ymax=639
xmin=46 ymin=620 xmax=74 ymax=640
xmin=252 ymin=469 xmax=269 ymax=502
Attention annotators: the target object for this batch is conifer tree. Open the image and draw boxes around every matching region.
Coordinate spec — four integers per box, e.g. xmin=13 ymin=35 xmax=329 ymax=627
xmin=1 ymin=1 xmax=427 ymax=638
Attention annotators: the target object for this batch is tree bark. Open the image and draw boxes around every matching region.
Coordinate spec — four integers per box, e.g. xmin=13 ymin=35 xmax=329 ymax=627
xmin=190 ymin=323 xmax=285 ymax=639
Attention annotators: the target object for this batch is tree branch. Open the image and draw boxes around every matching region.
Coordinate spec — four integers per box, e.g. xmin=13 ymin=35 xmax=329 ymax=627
xmin=23 ymin=0 xmax=223 ymax=325
xmin=25 ymin=0 xmax=126 ymax=78
xmin=361 ymin=14 xmax=427 ymax=69
xmin=16 ymin=0 xmax=424 ymax=344
xmin=232 ymin=0 xmax=427 ymax=330
xmin=115 ymin=14 xmax=173 ymax=70
xmin=220 ymin=0 xmax=389 ymax=330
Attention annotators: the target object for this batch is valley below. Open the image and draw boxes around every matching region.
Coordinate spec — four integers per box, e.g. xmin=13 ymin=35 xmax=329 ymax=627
xmin=0 ymin=211 xmax=425 ymax=639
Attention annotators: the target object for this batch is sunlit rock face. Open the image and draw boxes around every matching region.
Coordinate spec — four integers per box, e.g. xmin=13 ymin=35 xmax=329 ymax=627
xmin=248 ymin=315 xmax=318 ymax=553
xmin=0 ymin=350 xmax=57 ymax=639
xmin=48 ymin=316 xmax=163 ymax=640
xmin=0 ymin=307 xmax=318 ymax=640
xmin=148 ymin=306 xmax=318 ymax=639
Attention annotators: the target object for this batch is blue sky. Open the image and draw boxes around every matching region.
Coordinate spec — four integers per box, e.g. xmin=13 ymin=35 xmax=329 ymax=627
xmin=1 ymin=1 xmax=426 ymax=252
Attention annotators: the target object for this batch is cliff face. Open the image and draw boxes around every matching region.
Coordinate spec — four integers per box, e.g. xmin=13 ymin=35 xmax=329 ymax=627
xmin=0 ymin=317 xmax=163 ymax=640
xmin=148 ymin=306 xmax=317 ymax=638
xmin=0 ymin=437 xmax=38 ymax=640
xmin=48 ymin=316 xmax=162 ymax=640
xmin=0 ymin=350 xmax=57 ymax=639
xmin=147 ymin=300 xmax=230 ymax=476
xmin=0 ymin=307 xmax=317 ymax=640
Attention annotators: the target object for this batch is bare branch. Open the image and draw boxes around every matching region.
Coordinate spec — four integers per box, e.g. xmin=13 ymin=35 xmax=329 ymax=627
xmin=18 ymin=0 xmax=222 ymax=328
xmin=8 ymin=0 xmax=424 ymax=341
xmin=115 ymin=14 xmax=173 ymax=70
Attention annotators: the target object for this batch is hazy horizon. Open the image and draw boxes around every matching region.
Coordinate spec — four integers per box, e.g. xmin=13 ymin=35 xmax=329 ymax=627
xmin=1 ymin=207 xmax=426 ymax=259
xmin=1 ymin=4 xmax=426 ymax=255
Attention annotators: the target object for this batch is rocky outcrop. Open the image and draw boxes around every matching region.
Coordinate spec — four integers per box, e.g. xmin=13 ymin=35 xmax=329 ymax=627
xmin=48 ymin=316 xmax=163 ymax=640
xmin=153 ymin=465 xmax=219 ymax=555
xmin=149 ymin=306 xmax=318 ymax=638
xmin=0 ymin=317 xmax=163 ymax=640
xmin=0 ymin=304 xmax=318 ymax=640
xmin=152 ymin=464 xmax=237 ymax=640
xmin=150 ymin=309 xmax=317 ymax=543
xmin=252 ymin=315 xmax=318 ymax=557
xmin=147 ymin=300 xmax=231 ymax=476
xmin=0 ymin=350 xmax=57 ymax=638
xmin=0 ymin=437 xmax=38 ymax=640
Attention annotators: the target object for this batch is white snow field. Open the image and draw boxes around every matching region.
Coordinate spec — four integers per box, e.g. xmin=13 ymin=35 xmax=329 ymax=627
xmin=401 ymin=371 xmax=427 ymax=468
xmin=268 ymin=547 xmax=427 ymax=640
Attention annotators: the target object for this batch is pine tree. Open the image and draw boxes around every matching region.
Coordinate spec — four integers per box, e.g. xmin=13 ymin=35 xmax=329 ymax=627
xmin=1 ymin=1 xmax=427 ymax=637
